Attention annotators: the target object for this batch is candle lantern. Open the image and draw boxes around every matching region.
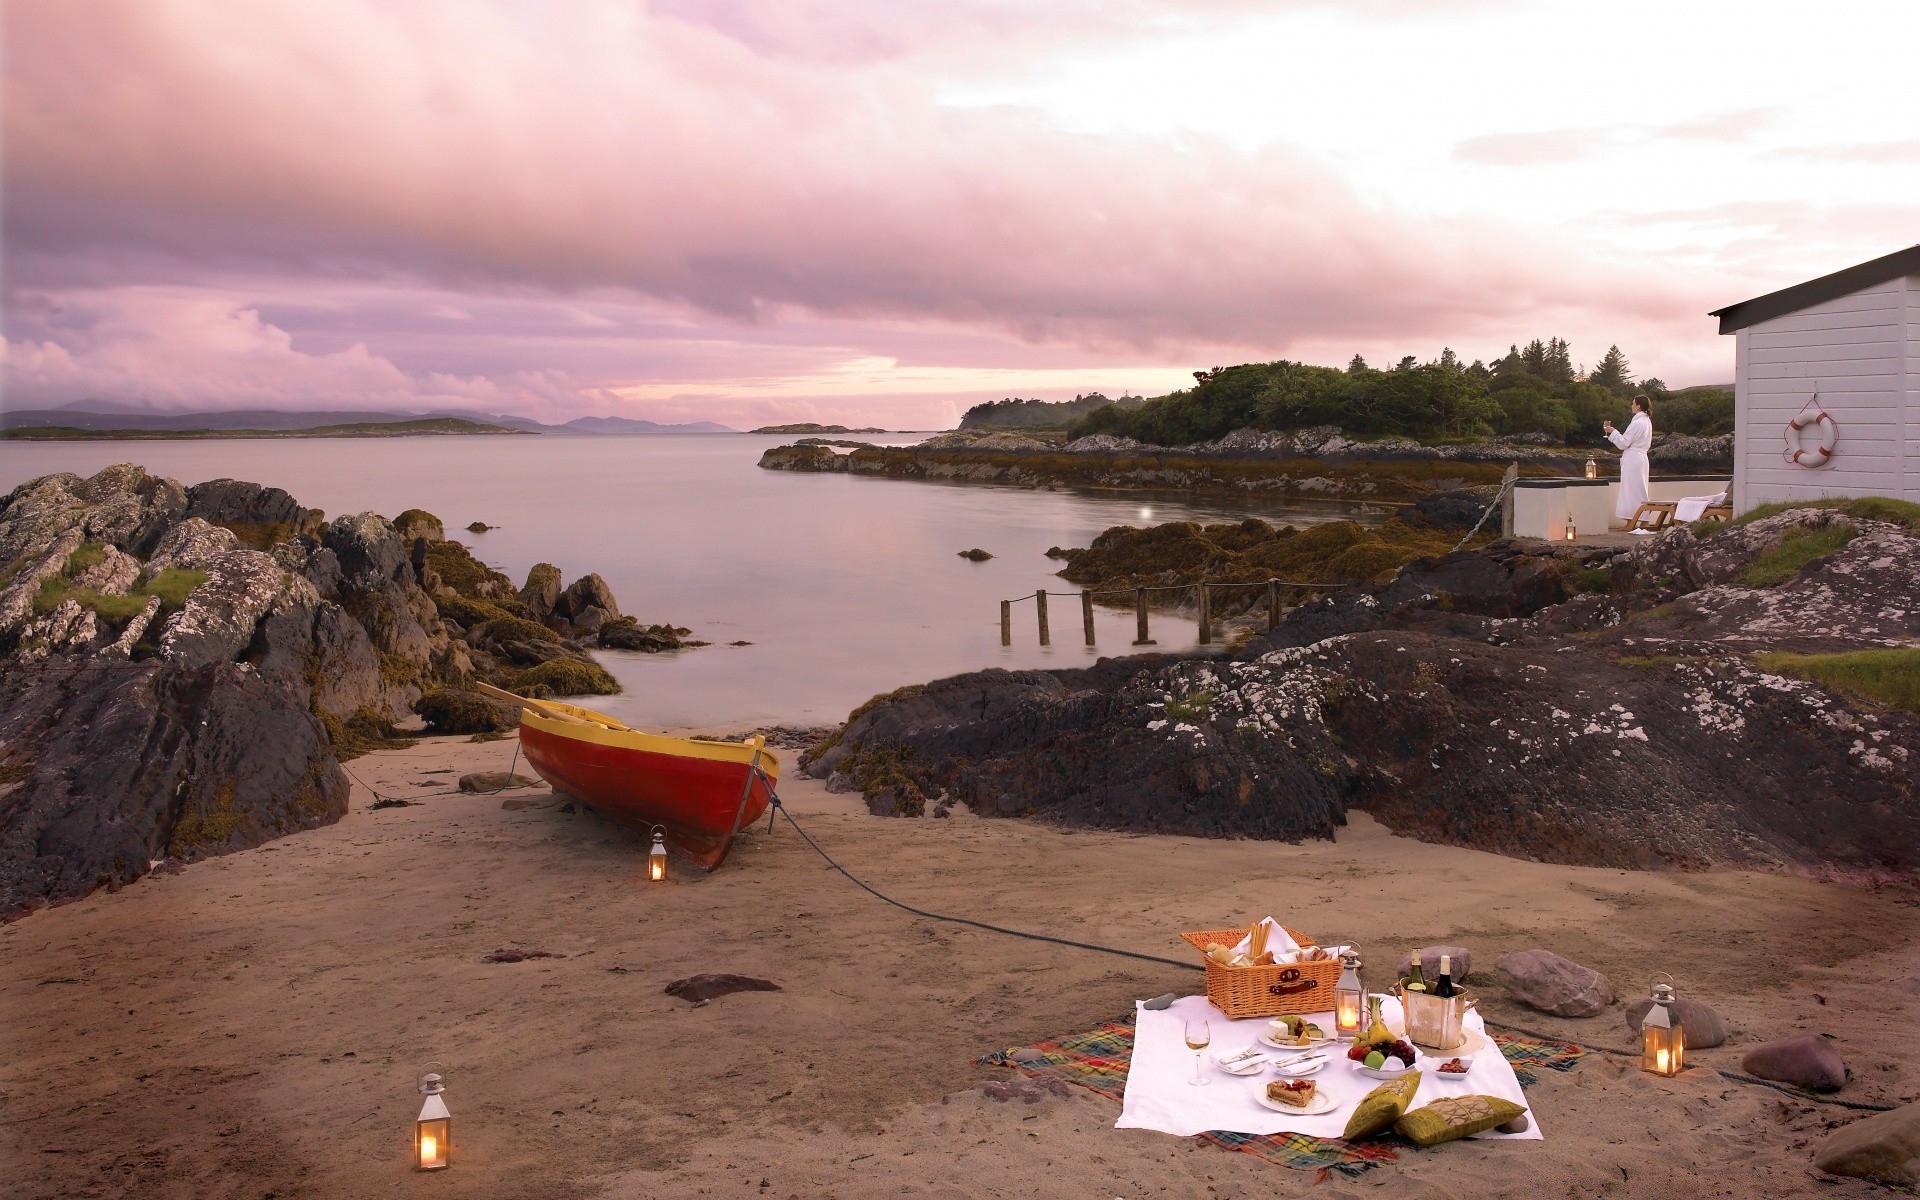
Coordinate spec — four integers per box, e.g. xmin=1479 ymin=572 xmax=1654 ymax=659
xmin=1585 ymin=456 xmax=1599 ymax=480
xmin=1334 ymin=953 xmax=1365 ymax=1036
xmin=415 ymin=1065 xmax=451 ymax=1171
xmin=648 ymin=826 xmax=668 ymax=882
xmin=1640 ymin=978 xmax=1686 ymax=1077
xmin=1564 ymin=514 xmax=1577 ymax=542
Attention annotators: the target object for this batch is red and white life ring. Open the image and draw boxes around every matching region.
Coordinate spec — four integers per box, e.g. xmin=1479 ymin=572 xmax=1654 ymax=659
xmin=1783 ymin=407 xmax=1837 ymax=467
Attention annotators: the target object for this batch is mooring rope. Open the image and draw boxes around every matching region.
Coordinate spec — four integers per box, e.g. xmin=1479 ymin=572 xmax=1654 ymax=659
xmin=335 ymin=738 xmax=537 ymax=804
xmin=759 ymin=776 xmax=1897 ymax=1113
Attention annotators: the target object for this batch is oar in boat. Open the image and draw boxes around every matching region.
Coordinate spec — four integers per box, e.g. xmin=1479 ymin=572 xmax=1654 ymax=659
xmin=471 ymin=681 xmax=629 ymax=730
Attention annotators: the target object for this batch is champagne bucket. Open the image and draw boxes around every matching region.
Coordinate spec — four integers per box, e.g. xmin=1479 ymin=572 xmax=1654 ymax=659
xmin=1397 ymin=984 xmax=1477 ymax=1050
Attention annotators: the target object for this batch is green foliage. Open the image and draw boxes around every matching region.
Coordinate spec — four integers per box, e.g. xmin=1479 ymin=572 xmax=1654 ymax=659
xmin=1647 ymin=385 xmax=1734 ymax=437
xmin=1165 ymin=690 xmax=1213 ymax=721
xmin=65 ymin=542 xmax=107 ymax=574
xmin=143 ymin=568 xmax=209 ymax=609
xmin=1754 ymin=648 xmax=1920 ymax=714
xmin=1737 ymin=523 xmax=1858 ymax=587
xmin=33 ymin=564 xmax=207 ymax=623
xmin=512 ymin=657 xmax=619 ymax=697
xmin=1567 ymin=566 xmax=1615 ymax=594
xmin=960 ymin=393 xmax=1142 ymax=431
xmin=1588 ymin=345 xmax=1633 ymax=395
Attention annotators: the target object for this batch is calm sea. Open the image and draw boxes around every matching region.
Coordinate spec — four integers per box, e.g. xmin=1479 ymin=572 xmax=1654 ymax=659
xmin=0 ymin=435 xmax=1380 ymax=729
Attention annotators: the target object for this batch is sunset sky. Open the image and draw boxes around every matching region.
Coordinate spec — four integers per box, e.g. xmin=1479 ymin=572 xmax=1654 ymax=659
xmin=5 ymin=0 xmax=1917 ymax=429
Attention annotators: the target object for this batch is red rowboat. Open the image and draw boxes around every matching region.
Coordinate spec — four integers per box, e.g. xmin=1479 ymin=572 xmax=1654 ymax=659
xmin=479 ymin=685 xmax=779 ymax=870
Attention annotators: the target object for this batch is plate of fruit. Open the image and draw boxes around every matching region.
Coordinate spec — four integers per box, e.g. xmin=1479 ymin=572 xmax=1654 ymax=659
xmin=1349 ymin=1039 xmax=1421 ymax=1079
xmin=1258 ymin=1015 xmax=1331 ymax=1050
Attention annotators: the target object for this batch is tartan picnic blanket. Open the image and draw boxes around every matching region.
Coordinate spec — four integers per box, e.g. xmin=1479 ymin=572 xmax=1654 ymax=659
xmin=978 ymin=1014 xmax=1588 ymax=1180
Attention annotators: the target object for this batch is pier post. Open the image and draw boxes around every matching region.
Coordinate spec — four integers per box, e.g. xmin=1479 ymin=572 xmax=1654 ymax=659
xmin=1035 ymin=590 xmax=1050 ymax=646
xmin=1000 ymin=599 xmax=1011 ymax=646
xmin=1133 ymin=587 xmax=1154 ymax=645
xmin=1197 ymin=582 xmax=1211 ymax=645
xmin=1267 ymin=579 xmax=1281 ymax=631
xmin=1081 ymin=591 xmax=1096 ymax=647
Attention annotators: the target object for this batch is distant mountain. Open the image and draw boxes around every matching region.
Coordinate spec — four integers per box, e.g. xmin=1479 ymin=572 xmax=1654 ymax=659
xmin=750 ymin=422 xmax=890 ymax=434
xmin=0 ymin=404 xmax=737 ymax=435
xmin=3 ymin=418 xmax=526 ymax=441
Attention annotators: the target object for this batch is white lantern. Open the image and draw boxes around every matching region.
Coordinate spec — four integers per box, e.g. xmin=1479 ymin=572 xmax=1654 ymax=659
xmin=415 ymin=1066 xmax=450 ymax=1171
xmin=1641 ymin=979 xmax=1685 ymax=1077
xmin=1585 ymin=456 xmax=1599 ymax=480
xmin=1334 ymin=953 xmax=1365 ymax=1036
xmin=1564 ymin=514 xmax=1577 ymax=542
xmin=648 ymin=827 xmax=668 ymax=882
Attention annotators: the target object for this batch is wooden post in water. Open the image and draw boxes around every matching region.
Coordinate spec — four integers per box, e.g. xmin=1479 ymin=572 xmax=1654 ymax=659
xmin=1035 ymin=590 xmax=1050 ymax=646
xmin=1133 ymin=587 xmax=1153 ymax=645
xmin=1196 ymin=582 xmax=1211 ymax=644
xmin=1000 ymin=599 xmax=1012 ymax=646
xmin=1267 ymin=579 xmax=1281 ymax=631
xmin=1081 ymin=591 xmax=1096 ymax=647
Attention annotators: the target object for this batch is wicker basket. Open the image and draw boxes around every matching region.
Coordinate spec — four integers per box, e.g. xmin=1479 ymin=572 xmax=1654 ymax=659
xmin=1180 ymin=926 xmax=1344 ymax=1019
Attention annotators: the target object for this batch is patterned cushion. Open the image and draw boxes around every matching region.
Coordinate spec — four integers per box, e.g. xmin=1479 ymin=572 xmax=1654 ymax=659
xmin=1341 ymin=1073 xmax=1421 ymax=1140
xmin=1392 ymin=1095 xmax=1527 ymax=1146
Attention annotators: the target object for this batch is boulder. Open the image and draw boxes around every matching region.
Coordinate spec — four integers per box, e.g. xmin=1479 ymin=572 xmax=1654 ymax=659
xmin=322 ymin=513 xmax=410 ymax=591
xmin=1493 ymin=950 xmax=1613 ymax=1017
xmin=664 ymin=974 xmax=782 ymax=1002
xmin=1813 ymin=1100 xmax=1920 ymax=1186
xmin=1741 ymin=1033 xmax=1847 ymax=1092
xmin=144 ymin=517 xmax=241 ymax=573
xmin=1625 ymin=997 xmax=1728 ymax=1048
xmin=391 ymin=508 xmax=445 ymax=544
xmin=570 ymin=605 xmax=610 ymax=638
xmin=157 ymin=550 xmax=315 ymax=670
xmin=597 ymin=619 xmax=684 ymax=652
xmin=555 ymin=573 xmax=620 ymax=621
xmin=458 ymin=771 xmax=541 ymax=794
xmin=72 ymin=544 xmax=142 ymax=594
xmin=1401 ymin=490 xmax=1491 ymax=532
xmin=957 ymin=548 xmax=993 ymax=561
xmin=185 ymin=478 xmax=320 ymax=545
xmin=1397 ymin=946 xmax=1473 ymax=984
xmin=416 ymin=689 xmax=516 ymax=735
xmin=520 ymin=563 xmax=563 ymax=618
xmin=0 ymin=528 xmax=84 ymax=638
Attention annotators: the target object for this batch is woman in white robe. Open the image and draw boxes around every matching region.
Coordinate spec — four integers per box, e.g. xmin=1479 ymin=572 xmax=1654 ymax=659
xmin=1604 ymin=396 xmax=1653 ymax=522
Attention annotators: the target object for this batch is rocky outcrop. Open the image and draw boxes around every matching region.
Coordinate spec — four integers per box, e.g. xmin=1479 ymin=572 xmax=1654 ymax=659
xmin=0 ymin=463 xmax=688 ymax=918
xmin=520 ymin=562 xmax=563 ymax=618
xmin=807 ymin=503 xmax=1920 ymax=880
xmin=555 ymin=573 xmax=620 ymax=621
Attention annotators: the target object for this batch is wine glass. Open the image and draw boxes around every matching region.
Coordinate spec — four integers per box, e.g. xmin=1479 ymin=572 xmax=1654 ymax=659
xmin=1184 ymin=1018 xmax=1212 ymax=1087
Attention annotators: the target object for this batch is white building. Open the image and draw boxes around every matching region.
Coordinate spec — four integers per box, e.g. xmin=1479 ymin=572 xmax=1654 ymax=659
xmin=1712 ymin=245 xmax=1920 ymax=512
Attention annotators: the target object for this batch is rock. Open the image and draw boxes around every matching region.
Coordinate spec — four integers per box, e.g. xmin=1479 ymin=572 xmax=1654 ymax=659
xmin=1401 ymin=490 xmax=1493 ymax=532
xmin=144 ymin=517 xmax=241 ymax=573
xmin=157 ymin=550 xmax=314 ymax=669
xmin=512 ymin=656 xmax=618 ymax=696
xmin=1741 ymin=1034 xmax=1847 ymax=1092
xmin=458 ymin=771 xmax=541 ymax=794
xmin=1495 ymin=1115 xmax=1530 ymax=1135
xmin=185 ymin=478 xmax=321 ymax=546
xmin=482 ymin=948 xmax=563 ymax=963
xmin=71 ymin=544 xmax=141 ymax=594
xmin=520 ymin=562 xmax=563 ymax=618
xmin=957 ymin=548 xmax=993 ymax=561
xmin=466 ymin=521 xmax=494 ymax=533
xmin=0 ymin=528 xmax=84 ymax=638
xmin=416 ymin=690 xmax=517 ymax=735
xmin=1813 ymin=1100 xmax=1920 ymax=1186
xmin=391 ymin=508 xmax=445 ymax=543
xmin=322 ymin=513 xmax=410 ymax=591
xmin=664 ymin=974 xmax=782 ymax=1002
xmin=1648 ymin=432 xmax=1733 ymax=473
xmin=1492 ymin=950 xmax=1613 ymax=1017
xmin=1625 ymin=997 xmax=1728 ymax=1048
xmin=570 ymin=605 xmax=610 ymax=637
xmin=598 ymin=618 xmax=685 ymax=652
xmin=555 ymin=573 xmax=620 ymax=621
xmin=1397 ymin=946 xmax=1472 ymax=984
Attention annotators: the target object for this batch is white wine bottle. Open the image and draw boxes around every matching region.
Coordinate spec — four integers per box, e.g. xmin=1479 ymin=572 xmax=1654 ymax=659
xmin=1405 ymin=949 xmax=1427 ymax=993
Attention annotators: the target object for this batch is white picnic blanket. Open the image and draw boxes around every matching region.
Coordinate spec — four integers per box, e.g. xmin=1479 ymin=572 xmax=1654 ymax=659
xmin=1116 ymin=994 xmax=1541 ymax=1141
xmin=1673 ymin=492 xmax=1728 ymax=523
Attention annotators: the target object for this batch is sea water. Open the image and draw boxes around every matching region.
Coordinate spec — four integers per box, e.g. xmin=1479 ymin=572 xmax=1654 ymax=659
xmin=0 ymin=435 xmax=1381 ymax=729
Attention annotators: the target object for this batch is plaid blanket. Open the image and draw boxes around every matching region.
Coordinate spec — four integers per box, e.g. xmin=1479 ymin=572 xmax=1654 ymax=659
xmin=978 ymin=1015 xmax=1587 ymax=1180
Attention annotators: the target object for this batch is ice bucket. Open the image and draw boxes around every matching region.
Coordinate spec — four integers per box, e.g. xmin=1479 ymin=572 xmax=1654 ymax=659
xmin=1396 ymin=984 xmax=1477 ymax=1050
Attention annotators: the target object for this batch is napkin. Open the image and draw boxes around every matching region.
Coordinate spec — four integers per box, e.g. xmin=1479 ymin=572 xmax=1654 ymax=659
xmin=1229 ymin=917 xmax=1301 ymax=960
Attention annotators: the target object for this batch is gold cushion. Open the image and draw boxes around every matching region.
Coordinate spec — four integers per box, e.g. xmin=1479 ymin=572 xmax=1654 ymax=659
xmin=1341 ymin=1073 xmax=1421 ymax=1140
xmin=1392 ymin=1095 xmax=1527 ymax=1146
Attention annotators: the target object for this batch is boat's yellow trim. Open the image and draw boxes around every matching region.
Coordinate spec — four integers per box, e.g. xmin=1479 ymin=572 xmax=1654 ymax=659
xmin=520 ymin=702 xmax=783 ymax=777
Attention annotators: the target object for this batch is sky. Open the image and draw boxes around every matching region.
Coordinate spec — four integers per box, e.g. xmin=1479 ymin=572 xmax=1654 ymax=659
xmin=4 ymin=0 xmax=1917 ymax=429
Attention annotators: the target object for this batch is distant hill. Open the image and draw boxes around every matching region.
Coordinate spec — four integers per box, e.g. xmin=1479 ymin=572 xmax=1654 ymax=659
xmin=2 ymin=418 xmax=528 ymax=441
xmin=0 ymin=405 xmax=736 ymax=436
xmin=750 ymin=422 xmax=889 ymax=434
xmin=959 ymin=393 xmax=1143 ymax=431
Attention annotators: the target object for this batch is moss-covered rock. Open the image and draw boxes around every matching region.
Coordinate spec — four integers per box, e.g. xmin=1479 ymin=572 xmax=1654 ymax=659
xmin=512 ymin=657 xmax=619 ymax=697
xmin=480 ymin=613 xmax=563 ymax=646
xmin=425 ymin=540 xmax=517 ymax=601
xmin=413 ymin=688 xmax=517 ymax=734
xmin=520 ymin=562 xmax=563 ymax=618
xmin=392 ymin=508 xmax=446 ymax=543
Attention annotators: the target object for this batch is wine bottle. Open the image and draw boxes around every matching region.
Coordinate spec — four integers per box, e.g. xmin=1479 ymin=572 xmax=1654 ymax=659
xmin=1405 ymin=950 xmax=1427 ymax=993
xmin=1433 ymin=954 xmax=1456 ymax=999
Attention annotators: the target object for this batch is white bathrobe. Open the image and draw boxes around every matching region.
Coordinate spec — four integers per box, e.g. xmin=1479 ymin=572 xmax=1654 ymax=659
xmin=1607 ymin=412 xmax=1652 ymax=520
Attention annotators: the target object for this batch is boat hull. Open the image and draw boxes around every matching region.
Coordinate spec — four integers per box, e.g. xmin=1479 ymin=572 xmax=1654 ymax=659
xmin=516 ymin=705 xmax=779 ymax=870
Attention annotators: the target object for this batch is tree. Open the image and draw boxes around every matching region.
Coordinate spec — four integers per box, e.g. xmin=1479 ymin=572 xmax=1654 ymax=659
xmin=1347 ymin=354 xmax=1369 ymax=374
xmin=1589 ymin=345 xmax=1633 ymax=395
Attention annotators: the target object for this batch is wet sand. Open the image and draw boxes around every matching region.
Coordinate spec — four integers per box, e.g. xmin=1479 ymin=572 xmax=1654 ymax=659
xmin=3 ymin=734 xmax=1915 ymax=1199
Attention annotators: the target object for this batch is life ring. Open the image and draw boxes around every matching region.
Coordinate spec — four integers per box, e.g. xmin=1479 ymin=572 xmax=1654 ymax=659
xmin=1783 ymin=408 xmax=1837 ymax=467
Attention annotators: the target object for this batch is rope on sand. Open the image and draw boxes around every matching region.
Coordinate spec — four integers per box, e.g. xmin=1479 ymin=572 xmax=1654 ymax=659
xmin=336 ymin=739 xmax=538 ymax=804
xmin=762 ymin=777 xmax=1900 ymax=1114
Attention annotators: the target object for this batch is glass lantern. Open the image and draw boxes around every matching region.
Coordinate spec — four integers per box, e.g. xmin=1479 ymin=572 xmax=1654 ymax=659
xmin=415 ymin=1066 xmax=451 ymax=1171
xmin=1564 ymin=515 xmax=1577 ymax=542
xmin=648 ymin=827 xmax=668 ymax=882
xmin=1641 ymin=979 xmax=1685 ymax=1077
xmin=1334 ymin=953 xmax=1365 ymax=1036
xmin=1585 ymin=456 xmax=1599 ymax=480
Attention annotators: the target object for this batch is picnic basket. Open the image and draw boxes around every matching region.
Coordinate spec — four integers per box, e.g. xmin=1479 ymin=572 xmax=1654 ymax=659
xmin=1180 ymin=926 xmax=1342 ymax=1019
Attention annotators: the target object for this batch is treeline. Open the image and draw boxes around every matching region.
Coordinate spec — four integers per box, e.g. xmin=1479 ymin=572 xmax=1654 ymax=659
xmin=960 ymin=392 xmax=1143 ymax=431
xmin=1070 ymin=342 xmax=1733 ymax=446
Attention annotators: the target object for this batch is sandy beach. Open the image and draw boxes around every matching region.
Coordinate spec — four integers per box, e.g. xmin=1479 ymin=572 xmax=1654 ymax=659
xmin=3 ymin=733 xmax=1915 ymax=1200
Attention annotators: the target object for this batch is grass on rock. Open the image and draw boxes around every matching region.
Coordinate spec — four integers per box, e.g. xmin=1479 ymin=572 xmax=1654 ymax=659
xmin=1754 ymin=648 xmax=1920 ymax=715
xmin=1724 ymin=496 xmax=1920 ymax=536
xmin=512 ymin=657 xmax=618 ymax=697
xmin=1737 ymin=523 xmax=1858 ymax=587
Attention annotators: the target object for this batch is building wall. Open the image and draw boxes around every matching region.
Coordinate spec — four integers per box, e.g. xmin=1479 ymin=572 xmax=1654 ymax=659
xmin=1733 ymin=274 xmax=1918 ymax=510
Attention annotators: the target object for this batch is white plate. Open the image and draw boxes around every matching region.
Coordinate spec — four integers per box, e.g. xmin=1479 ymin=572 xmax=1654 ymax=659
xmin=1257 ymin=1030 xmax=1330 ymax=1051
xmin=1251 ymin=1081 xmax=1338 ymax=1116
xmin=1412 ymin=1027 xmax=1489 ymax=1058
xmin=1274 ymin=1057 xmax=1327 ymax=1078
xmin=1214 ymin=1054 xmax=1267 ymax=1077
xmin=1352 ymin=1062 xmax=1420 ymax=1081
